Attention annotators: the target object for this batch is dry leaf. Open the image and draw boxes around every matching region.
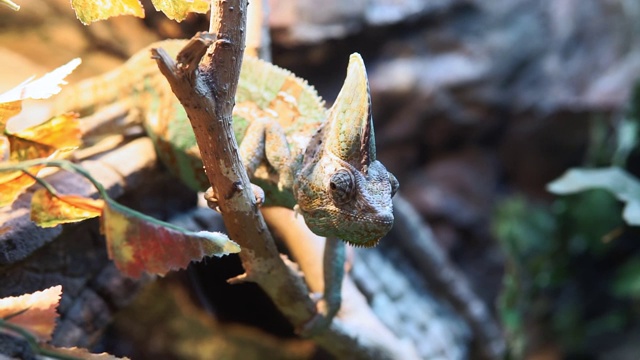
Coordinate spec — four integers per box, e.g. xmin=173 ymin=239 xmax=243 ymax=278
xmin=0 ymin=0 xmax=20 ymax=11
xmin=0 ymin=285 xmax=62 ymax=341
xmin=101 ymin=199 xmax=240 ymax=278
xmin=40 ymin=346 xmax=130 ymax=359
xmin=0 ymin=58 xmax=81 ymax=103
xmin=71 ymin=0 xmax=144 ymax=25
xmin=0 ymin=58 xmax=80 ymax=150
xmin=31 ymin=189 xmax=104 ymax=228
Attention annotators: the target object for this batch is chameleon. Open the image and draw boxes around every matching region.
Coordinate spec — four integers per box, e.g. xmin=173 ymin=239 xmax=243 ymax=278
xmin=54 ymin=39 xmax=398 ymax=332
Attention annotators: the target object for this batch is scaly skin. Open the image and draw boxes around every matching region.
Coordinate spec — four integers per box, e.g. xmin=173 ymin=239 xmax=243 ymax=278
xmin=55 ymin=40 xmax=398 ymax=333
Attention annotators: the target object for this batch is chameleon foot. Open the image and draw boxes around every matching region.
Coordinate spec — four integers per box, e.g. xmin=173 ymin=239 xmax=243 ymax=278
xmin=204 ymin=184 xmax=265 ymax=211
xmin=298 ymin=237 xmax=346 ymax=336
xmin=298 ymin=294 xmax=339 ymax=336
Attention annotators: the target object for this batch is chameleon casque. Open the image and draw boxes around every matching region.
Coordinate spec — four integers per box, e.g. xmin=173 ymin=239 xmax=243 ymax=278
xmin=55 ymin=39 xmax=398 ymax=330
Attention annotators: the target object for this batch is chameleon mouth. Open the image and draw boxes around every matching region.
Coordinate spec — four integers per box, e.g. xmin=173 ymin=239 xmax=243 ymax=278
xmin=336 ymin=209 xmax=393 ymax=226
xmin=345 ymin=237 xmax=383 ymax=248
xmin=331 ymin=208 xmax=393 ymax=246
xmin=295 ymin=204 xmax=393 ymax=246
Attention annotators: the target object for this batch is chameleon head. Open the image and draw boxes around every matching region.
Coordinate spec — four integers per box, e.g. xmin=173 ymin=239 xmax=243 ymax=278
xmin=293 ymin=53 xmax=399 ymax=247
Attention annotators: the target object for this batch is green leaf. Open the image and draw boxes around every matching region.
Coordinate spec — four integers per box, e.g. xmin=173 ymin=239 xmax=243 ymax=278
xmin=613 ymin=258 xmax=640 ymax=298
xmin=548 ymin=167 xmax=640 ymax=225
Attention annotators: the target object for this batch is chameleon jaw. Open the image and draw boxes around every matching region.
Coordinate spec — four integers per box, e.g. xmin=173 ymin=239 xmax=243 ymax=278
xmin=344 ymin=236 xmax=383 ymax=248
xmin=295 ymin=201 xmax=393 ymax=247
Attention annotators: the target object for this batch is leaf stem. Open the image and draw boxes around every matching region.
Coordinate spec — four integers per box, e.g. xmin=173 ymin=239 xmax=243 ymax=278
xmin=20 ymin=169 xmax=59 ymax=196
xmin=0 ymin=159 xmax=110 ymax=200
xmin=0 ymin=319 xmax=82 ymax=360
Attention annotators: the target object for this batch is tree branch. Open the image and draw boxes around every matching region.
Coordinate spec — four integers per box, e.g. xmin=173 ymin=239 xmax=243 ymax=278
xmin=152 ymin=1 xmax=419 ymax=358
xmin=153 ymin=11 xmax=314 ymax=324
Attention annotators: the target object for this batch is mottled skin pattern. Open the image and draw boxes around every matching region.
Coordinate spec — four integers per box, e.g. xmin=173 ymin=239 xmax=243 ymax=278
xmin=55 ymin=40 xmax=398 ymax=332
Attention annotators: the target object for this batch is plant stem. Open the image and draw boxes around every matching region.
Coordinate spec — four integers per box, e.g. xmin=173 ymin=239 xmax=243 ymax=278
xmin=0 ymin=159 xmax=110 ymax=200
xmin=0 ymin=319 xmax=82 ymax=360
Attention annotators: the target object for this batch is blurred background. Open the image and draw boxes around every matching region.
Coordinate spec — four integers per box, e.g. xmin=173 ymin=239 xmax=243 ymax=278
xmin=2 ymin=0 xmax=640 ymax=359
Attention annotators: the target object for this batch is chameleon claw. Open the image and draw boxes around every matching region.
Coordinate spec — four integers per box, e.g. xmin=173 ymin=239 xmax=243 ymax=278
xmin=204 ymin=187 xmax=222 ymax=212
xmin=251 ymin=183 xmax=265 ymax=207
xmin=205 ymin=185 xmax=264 ymax=210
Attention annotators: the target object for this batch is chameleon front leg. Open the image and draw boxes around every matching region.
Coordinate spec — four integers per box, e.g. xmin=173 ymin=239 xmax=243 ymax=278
xmin=239 ymin=116 xmax=294 ymax=190
xmin=301 ymin=237 xmax=346 ymax=335
xmin=239 ymin=118 xmax=350 ymax=329
xmin=204 ymin=116 xmax=291 ymax=208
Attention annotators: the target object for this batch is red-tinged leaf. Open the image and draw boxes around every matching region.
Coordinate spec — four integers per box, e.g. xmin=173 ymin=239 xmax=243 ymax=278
xmin=7 ymin=113 xmax=81 ymax=161
xmin=150 ymin=0 xmax=209 ymax=21
xmin=41 ymin=346 xmax=129 ymax=359
xmin=31 ymin=189 xmax=104 ymax=228
xmin=0 ymin=285 xmax=62 ymax=341
xmin=71 ymin=0 xmax=144 ymax=25
xmin=0 ymin=166 xmax=42 ymax=207
xmin=101 ymin=199 xmax=240 ymax=278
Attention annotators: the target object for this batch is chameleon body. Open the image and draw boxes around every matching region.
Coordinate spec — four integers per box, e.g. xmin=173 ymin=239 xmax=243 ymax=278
xmin=55 ymin=39 xmax=398 ymax=332
xmin=56 ymin=39 xmax=398 ymax=247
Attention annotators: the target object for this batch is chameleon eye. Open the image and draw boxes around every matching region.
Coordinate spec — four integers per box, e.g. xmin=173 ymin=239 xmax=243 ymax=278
xmin=389 ymin=172 xmax=399 ymax=197
xmin=329 ymin=169 xmax=355 ymax=205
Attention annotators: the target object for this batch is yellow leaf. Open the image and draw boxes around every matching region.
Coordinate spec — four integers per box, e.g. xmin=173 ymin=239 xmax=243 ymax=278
xmin=0 ymin=285 xmax=62 ymax=341
xmin=0 ymin=149 xmax=76 ymax=208
xmin=0 ymin=136 xmax=9 ymax=162
xmin=151 ymin=0 xmax=210 ymax=21
xmin=7 ymin=138 xmax=56 ymax=162
xmin=101 ymin=199 xmax=240 ymax=278
xmin=0 ymin=167 xmax=41 ymax=207
xmin=71 ymin=0 xmax=144 ymax=25
xmin=0 ymin=101 xmax=21 ymax=133
xmin=7 ymin=113 xmax=81 ymax=161
xmin=31 ymin=190 xmax=104 ymax=228
xmin=9 ymin=113 xmax=81 ymax=148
